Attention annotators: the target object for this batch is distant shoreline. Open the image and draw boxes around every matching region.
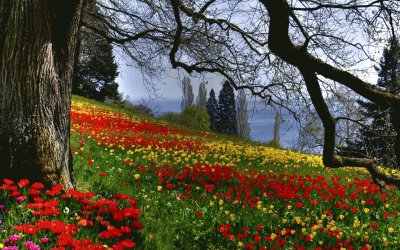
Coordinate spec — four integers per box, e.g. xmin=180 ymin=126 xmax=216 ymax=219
xmin=132 ymin=98 xmax=300 ymax=148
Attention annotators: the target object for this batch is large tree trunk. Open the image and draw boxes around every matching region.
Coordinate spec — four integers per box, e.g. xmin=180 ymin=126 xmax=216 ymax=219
xmin=0 ymin=0 xmax=83 ymax=188
xmin=391 ymin=106 xmax=400 ymax=168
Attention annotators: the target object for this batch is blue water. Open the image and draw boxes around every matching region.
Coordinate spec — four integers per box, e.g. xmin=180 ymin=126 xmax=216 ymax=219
xmin=152 ymin=99 xmax=299 ymax=148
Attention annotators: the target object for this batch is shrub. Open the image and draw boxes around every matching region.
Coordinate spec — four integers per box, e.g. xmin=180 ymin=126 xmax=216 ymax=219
xmin=181 ymin=105 xmax=210 ymax=130
xmin=159 ymin=105 xmax=210 ymax=130
xmin=132 ymin=104 xmax=154 ymax=117
xmin=123 ymin=101 xmax=155 ymax=117
xmin=158 ymin=112 xmax=185 ymax=124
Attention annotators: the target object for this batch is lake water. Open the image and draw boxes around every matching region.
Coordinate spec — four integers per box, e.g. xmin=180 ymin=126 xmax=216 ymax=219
xmin=152 ymin=99 xmax=299 ymax=148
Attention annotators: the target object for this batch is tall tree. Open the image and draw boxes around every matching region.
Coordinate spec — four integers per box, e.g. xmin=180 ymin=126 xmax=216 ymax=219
xmin=0 ymin=0 xmax=83 ymax=188
xmin=206 ymin=89 xmax=219 ymax=131
xmin=236 ymin=89 xmax=251 ymax=139
xmin=217 ymin=81 xmax=238 ymax=135
xmin=160 ymin=0 xmax=400 ymax=186
xmin=9 ymin=0 xmax=400 ymax=186
xmin=197 ymin=81 xmax=207 ymax=108
xmin=181 ymin=76 xmax=194 ymax=110
xmin=73 ymin=30 xmax=120 ymax=101
xmin=73 ymin=3 xmax=120 ymax=102
xmin=339 ymin=37 xmax=400 ymax=168
xmin=273 ymin=112 xmax=281 ymax=146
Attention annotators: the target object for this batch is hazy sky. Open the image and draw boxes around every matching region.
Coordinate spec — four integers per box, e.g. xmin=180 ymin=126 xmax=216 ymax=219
xmin=116 ymin=60 xmax=224 ymax=102
xmin=115 ymin=38 xmax=382 ymax=103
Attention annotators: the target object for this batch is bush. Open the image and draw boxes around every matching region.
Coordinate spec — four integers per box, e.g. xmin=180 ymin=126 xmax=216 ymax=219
xmin=158 ymin=112 xmax=185 ymax=124
xmin=122 ymin=101 xmax=155 ymax=117
xmin=159 ymin=105 xmax=210 ymax=130
xmin=181 ymin=105 xmax=210 ymax=130
xmin=132 ymin=104 xmax=155 ymax=117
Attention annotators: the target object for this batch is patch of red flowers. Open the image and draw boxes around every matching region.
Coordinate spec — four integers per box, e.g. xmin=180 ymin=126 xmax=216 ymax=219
xmin=71 ymin=105 xmax=210 ymax=153
xmin=1 ymin=178 xmax=142 ymax=249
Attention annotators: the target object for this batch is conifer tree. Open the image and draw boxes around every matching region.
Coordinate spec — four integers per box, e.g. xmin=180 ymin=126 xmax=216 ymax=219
xmin=339 ymin=37 xmax=400 ymax=168
xmin=217 ymin=81 xmax=238 ymax=135
xmin=73 ymin=5 xmax=120 ymax=102
xmin=206 ymin=89 xmax=219 ymax=130
xmin=236 ymin=89 xmax=251 ymax=139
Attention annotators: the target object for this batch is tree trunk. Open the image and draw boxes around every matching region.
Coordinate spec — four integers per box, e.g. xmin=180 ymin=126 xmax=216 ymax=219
xmin=391 ymin=106 xmax=400 ymax=169
xmin=0 ymin=0 xmax=83 ymax=188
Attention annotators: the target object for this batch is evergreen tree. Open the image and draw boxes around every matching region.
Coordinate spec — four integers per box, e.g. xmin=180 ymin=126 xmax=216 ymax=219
xmin=206 ymin=89 xmax=219 ymax=130
xmin=236 ymin=89 xmax=251 ymax=139
xmin=73 ymin=7 xmax=120 ymax=102
xmin=181 ymin=77 xmax=194 ymax=110
xmin=197 ymin=81 xmax=207 ymax=108
xmin=339 ymin=37 xmax=400 ymax=168
xmin=217 ymin=81 xmax=238 ymax=135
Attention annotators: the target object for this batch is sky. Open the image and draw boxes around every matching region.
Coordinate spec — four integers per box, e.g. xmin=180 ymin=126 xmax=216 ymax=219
xmin=116 ymin=56 xmax=380 ymax=107
xmin=116 ymin=60 xmax=224 ymax=102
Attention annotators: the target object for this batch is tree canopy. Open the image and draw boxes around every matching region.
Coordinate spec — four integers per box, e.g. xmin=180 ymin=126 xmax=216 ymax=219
xmin=2 ymin=0 xmax=400 ymax=187
xmin=73 ymin=1 xmax=120 ymax=102
xmin=339 ymin=37 xmax=400 ymax=168
xmin=73 ymin=28 xmax=120 ymax=101
xmin=89 ymin=0 xmax=400 ymax=186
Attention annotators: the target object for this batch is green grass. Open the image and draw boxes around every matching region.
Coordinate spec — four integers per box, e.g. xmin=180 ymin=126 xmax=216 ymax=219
xmin=69 ymin=96 xmax=400 ymax=249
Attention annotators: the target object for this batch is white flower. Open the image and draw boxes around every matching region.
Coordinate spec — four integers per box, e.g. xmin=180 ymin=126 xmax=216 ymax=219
xmin=63 ymin=207 xmax=70 ymax=214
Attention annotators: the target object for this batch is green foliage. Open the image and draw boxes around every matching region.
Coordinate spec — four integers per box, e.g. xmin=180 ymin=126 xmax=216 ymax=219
xmin=206 ymin=89 xmax=219 ymax=130
xmin=217 ymin=81 xmax=238 ymax=135
xmin=73 ymin=8 xmax=121 ymax=102
xmin=339 ymin=37 xmax=400 ymax=168
xmin=66 ymin=97 xmax=400 ymax=249
xmin=159 ymin=105 xmax=210 ymax=131
xmin=377 ymin=37 xmax=400 ymax=93
xmin=181 ymin=105 xmax=210 ymax=130
xmin=158 ymin=112 xmax=184 ymax=125
xmin=122 ymin=101 xmax=155 ymax=117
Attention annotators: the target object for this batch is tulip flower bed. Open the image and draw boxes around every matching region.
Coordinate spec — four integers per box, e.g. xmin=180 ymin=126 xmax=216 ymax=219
xmin=0 ymin=179 xmax=141 ymax=250
xmin=3 ymin=95 xmax=400 ymax=249
xmin=69 ymin=96 xmax=400 ymax=249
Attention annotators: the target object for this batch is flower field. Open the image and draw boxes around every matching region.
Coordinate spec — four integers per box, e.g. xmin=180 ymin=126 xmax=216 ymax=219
xmin=2 ymin=96 xmax=400 ymax=249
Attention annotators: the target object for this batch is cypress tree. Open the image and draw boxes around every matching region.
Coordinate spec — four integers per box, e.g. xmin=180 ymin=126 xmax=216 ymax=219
xmin=217 ymin=81 xmax=238 ymax=135
xmin=181 ymin=76 xmax=194 ymax=110
xmin=206 ymin=89 xmax=219 ymax=130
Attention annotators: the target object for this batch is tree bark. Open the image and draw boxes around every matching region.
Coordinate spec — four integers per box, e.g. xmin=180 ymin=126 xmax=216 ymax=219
xmin=0 ymin=0 xmax=83 ymax=188
xmin=260 ymin=0 xmax=400 ymax=185
xmin=260 ymin=0 xmax=400 ymax=108
xmin=391 ymin=106 xmax=400 ymax=168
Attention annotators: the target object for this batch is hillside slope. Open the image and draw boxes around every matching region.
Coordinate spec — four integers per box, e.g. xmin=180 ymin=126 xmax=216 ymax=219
xmin=70 ymin=96 xmax=400 ymax=249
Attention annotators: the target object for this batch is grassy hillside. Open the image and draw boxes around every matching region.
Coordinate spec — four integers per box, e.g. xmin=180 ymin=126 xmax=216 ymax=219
xmin=1 ymin=95 xmax=399 ymax=249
